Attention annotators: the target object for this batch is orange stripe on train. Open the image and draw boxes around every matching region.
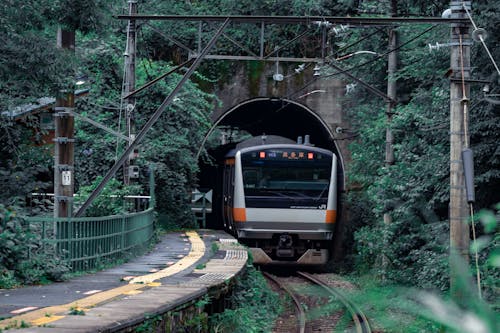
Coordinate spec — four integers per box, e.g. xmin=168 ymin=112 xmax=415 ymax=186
xmin=233 ymin=208 xmax=246 ymax=222
xmin=325 ymin=210 xmax=337 ymax=223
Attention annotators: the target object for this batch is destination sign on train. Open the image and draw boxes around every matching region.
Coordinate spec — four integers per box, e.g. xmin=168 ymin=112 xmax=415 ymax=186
xmin=249 ymin=149 xmax=325 ymax=160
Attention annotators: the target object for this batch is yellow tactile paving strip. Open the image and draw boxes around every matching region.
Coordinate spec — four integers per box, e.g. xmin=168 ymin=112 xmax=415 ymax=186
xmin=129 ymin=230 xmax=205 ymax=284
xmin=0 ymin=230 xmax=205 ymax=330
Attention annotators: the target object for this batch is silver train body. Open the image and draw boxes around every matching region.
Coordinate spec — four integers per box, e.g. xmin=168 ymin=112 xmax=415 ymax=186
xmin=222 ymin=141 xmax=338 ymax=264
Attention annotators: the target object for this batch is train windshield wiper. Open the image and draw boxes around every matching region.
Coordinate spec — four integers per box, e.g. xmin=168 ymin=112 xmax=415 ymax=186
xmin=316 ymin=183 xmax=330 ymax=200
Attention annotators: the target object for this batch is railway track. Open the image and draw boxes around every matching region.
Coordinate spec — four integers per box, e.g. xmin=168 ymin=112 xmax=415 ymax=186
xmin=263 ymin=272 xmax=306 ymax=333
xmin=264 ymin=271 xmax=372 ymax=333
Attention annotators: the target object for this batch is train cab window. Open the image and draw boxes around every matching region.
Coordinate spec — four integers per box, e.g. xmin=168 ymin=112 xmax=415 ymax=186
xmin=243 ymin=170 xmax=258 ymax=188
xmin=258 ymin=173 xmax=271 ymax=188
xmin=241 ymin=159 xmax=332 ymax=199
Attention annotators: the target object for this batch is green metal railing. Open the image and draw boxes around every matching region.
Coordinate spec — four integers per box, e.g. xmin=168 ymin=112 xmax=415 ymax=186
xmin=26 ymin=168 xmax=157 ymax=271
xmin=27 ymin=208 xmax=155 ymax=271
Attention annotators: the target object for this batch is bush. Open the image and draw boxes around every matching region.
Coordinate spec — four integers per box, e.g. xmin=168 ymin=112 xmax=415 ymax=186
xmin=210 ymin=266 xmax=281 ymax=332
xmin=0 ymin=204 xmax=70 ymax=288
xmin=76 ymin=178 xmax=142 ymax=217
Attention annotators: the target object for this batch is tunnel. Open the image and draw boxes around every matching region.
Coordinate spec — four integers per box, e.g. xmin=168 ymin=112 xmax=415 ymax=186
xmin=199 ymin=97 xmax=344 ymax=157
xmin=196 ymin=97 xmax=345 ymax=230
xmin=211 ymin=97 xmax=337 ymax=150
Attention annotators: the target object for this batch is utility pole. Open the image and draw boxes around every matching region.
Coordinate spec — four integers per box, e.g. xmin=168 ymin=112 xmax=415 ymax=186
xmin=449 ymin=1 xmax=471 ymax=295
xmin=123 ymin=0 xmax=138 ymax=185
xmin=382 ymin=0 xmax=398 ymax=275
xmin=385 ymin=0 xmax=397 ymax=168
xmin=54 ymin=91 xmax=75 ymax=218
xmin=54 ymin=29 xmax=75 ymax=218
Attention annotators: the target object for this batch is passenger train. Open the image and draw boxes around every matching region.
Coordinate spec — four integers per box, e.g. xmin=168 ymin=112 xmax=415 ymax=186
xmin=221 ymin=135 xmax=338 ymax=264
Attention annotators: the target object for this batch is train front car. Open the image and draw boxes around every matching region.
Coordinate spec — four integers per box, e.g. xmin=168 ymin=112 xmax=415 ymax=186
xmin=223 ymin=143 xmax=337 ymax=265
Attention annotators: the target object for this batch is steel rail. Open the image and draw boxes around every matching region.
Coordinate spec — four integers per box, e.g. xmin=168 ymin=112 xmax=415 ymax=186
xmin=263 ymin=272 xmax=306 ymax=333
xmin=297 ymin=271 xmax=372 ymax=333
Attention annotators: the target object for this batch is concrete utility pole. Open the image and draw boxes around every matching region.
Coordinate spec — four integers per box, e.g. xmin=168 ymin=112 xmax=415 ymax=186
xmin=385 ymin=0 xmax=397 ymax=167
xmin=54 ymin=29 xmax=76 ymax=218
xmin=449 ymin=1 xmax=471 ymax=292
xmin=123 ymin=0 xmax=138 ymax=185
xmin=382 ymin=0 xmax=398 ymax=274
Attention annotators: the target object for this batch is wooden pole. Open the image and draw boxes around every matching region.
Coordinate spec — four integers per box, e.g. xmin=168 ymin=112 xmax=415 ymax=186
xmin=54 ymin=91 xmax=75 ymax=218
xmin=54 ymin=28 xmax=75 ymax=218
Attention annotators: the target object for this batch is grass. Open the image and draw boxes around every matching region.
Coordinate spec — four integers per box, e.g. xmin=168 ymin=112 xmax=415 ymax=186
xmin=196 ymin=263 xmax=206 ymax=270
xmin=209 ymin=266 xmax=281 ymax=332
xmin=328 ymin=273 xmax=499 ymax=333
xmin=211 ymin=241 xmax=219 ymax=254
xmin=328 ymin=275 xmax=441 ymax=332
xmin=68 ymin=306 xmax=85 ymax=316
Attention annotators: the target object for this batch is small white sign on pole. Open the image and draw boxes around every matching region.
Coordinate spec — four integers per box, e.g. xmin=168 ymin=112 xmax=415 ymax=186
xmin=62 ymin=171 xmax=72 ymax=186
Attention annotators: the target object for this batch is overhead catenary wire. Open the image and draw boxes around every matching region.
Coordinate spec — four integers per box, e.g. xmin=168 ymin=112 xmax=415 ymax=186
xmin=288 ymin=24 xmax=439 ymax=100
xmin=222 ymin=24 xmax=441 ymax=136
xmin=462 ymin=2 xmax=500 ymax=76
xmin=333 ymin=27 xmax=386 ymax=57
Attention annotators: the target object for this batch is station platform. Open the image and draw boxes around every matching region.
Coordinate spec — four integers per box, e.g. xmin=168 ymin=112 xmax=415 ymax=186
xmin=0 ymin=230 xmax=247 ymax=332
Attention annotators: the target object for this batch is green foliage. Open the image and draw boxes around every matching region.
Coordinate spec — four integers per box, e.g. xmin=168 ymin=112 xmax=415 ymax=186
xmin=211 ymin=241 xmax=220 ymax=254
xmin=1 ymin=113 xmax=54 ymax=215
xmin=68 ymin=306 xmax=86 ymax=316
xmin=128 ymin=59 xmax=215 ymax=227
xmin=209 ymin=267 xmax=281 ymax=332
xmin=344 ymin=0 xmax=500 ymax=292
xmin=347 ymin=83 xmax=453 ymax=289
xmin=471 ymin=204 xmax=500 ymax=304
xmin=76 ymin=177 xmax=142 ymax=217
xmin=52 ymin=0 xmax=110 ymax=34
xmin=73 ymin=27 xmax=216 ymax=226
xmin=134 ymin=314 xmax=162 ymax=332
xmin=349 ymin=205 xmax=499 ymax=332
xmin=416 ymin=254 xmax=499 ymax=333
xmin=0 ymin=205 xmax=70 ymax=288
xmin=322 ymin=276 xmax=443 ymax=332
xmin=0 ymin=1 xmax=76 ymax=110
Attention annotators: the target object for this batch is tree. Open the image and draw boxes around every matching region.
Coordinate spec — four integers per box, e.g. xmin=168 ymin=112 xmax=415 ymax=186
xmin=345 ymin=0 xmax=499 ymax=291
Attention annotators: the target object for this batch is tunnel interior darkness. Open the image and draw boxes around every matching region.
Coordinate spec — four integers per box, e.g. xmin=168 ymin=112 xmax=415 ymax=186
xmin=214 ymin=98 xmax=336 ymax=150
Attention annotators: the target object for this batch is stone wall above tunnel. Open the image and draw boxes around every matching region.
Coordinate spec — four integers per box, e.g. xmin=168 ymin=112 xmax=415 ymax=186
xmin=210 ymin=62 xmax=352 ymax=167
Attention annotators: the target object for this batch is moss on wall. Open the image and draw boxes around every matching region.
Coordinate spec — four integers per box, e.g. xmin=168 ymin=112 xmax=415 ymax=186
xmin=246 ymin=61 xmax=266 ymax=96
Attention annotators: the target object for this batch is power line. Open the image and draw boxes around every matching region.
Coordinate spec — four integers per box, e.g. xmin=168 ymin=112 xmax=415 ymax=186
xmin=289 ymin=24 xmax=439 ymax=100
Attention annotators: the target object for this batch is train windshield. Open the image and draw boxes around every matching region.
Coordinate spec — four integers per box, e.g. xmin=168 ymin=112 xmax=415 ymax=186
xmin=240 ymin=148 xmax=332 ymax=201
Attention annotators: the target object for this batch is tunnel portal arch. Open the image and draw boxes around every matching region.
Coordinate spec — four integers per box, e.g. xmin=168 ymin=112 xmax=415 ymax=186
xmin=199 ymin=97 xmax=344 ymax=170
xmin=198 ymin=97 xmax=346 ymax=187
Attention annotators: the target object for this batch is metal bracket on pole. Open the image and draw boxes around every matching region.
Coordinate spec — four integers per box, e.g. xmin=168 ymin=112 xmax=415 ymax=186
xmin=53 ymin=137 xmax=76 ymax=143
xmin=54 ymin=107 xmax=75 ymax=112
xmin=75 ymin=18 xmax=231 ymax=217
xmin=54 ymin=195 xmax=74 ymax=202
xmin=55 ymin=164 xmax=74 ymax=171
